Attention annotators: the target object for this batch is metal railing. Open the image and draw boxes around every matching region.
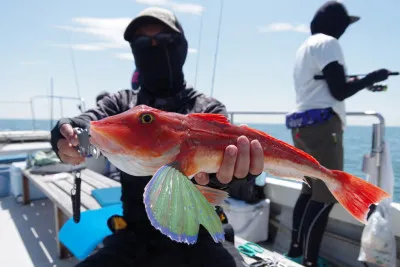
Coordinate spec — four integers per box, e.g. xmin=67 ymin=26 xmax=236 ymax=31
xmin=0 ymin=95 xmax=86 ymax=131
xmin=227 ymin=110 xmax=386 ymax=187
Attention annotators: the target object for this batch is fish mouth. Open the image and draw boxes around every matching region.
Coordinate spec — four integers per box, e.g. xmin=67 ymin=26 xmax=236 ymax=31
xmin=89 ymin=122 xmax=124 ymax=154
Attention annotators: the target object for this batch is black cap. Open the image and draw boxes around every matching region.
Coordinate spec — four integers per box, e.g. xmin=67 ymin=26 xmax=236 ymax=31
xmin=124 ymin=7 xmax=181 ymax=41
xmin=349 ymin=15 xmax=360 ymax=24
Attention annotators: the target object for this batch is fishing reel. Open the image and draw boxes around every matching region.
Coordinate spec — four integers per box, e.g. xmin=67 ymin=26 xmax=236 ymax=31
xmin=349 ymin=72 xmax=398 ymax=92
xmin=362 ymin=71 xmax=398 ymax=92
xmin=366 ymin=84 xmax=387 ymax=92
xmin=73 ymin=127 xmax=100 ymax=159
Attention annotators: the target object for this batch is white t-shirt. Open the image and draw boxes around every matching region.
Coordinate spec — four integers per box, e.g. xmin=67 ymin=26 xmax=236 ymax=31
xmin=292 ymin=33 xmax=347 ymax=128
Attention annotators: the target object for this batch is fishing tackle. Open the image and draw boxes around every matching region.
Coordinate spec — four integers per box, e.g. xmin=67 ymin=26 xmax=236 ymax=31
xmin=74 ymin=127 xmax=100 ymax=159
xmin=71 ymin=171 xmax=81 ymax=223
xmin=69 ymin=127 xmax=100 ymax=223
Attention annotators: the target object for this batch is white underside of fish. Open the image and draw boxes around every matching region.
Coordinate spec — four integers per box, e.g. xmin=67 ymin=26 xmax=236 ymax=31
xmin=100 ymin=145 xmax=181 ymax=177
xmin=263 ymin=157 xmax=338 ymax=190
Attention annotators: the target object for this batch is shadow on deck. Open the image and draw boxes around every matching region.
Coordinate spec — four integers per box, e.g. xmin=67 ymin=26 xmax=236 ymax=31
xmin=0 ymin=196 xmax=78 ymax=267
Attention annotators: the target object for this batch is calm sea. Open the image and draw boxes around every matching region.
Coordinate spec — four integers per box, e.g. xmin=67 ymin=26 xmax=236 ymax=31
xmin=1 ymin=119 xmax=399 ymax=202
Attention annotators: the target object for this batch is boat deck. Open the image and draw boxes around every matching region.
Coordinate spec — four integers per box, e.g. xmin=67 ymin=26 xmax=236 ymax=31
xmin=0 ymin=196 xmax=77 ymax=267
xmin=1 ymin=195 xmax=308 ymax=267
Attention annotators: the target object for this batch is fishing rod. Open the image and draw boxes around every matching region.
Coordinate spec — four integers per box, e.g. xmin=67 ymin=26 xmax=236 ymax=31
xmin=314 ymin=71 xmax=399 ymax=80
xmin=314 ymin=71 xmax=399 ymax=92
xmin=68 ymin=32 xmax=85 ymax=112
xmin=210 ymin=0 xmax=224 ymax=97
xmin=194 ymin=8 xmax=205 ymax=88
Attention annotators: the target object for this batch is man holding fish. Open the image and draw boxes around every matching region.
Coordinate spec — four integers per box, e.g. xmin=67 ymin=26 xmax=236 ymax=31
xmin=51 ymin=7 xmax=264 ymax=267
xmin=51 ymin=5 xmax=390 ymax=267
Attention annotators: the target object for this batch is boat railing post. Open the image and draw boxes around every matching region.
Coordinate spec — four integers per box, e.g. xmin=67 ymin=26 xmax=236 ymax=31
xmin=50 ymin=78 xmax=54 ymax=130
xmin=80 ymin=98 xmax=86 ymax=112
xmin=30 ymin=98 xmax=36 ymax=130
xmin=371 ymin=121 xmax=385 ymax=188
xmin=59 ymin=98 xmax=63 ymax=117
xmin=230 ymin=113 xmax=235 ymax=124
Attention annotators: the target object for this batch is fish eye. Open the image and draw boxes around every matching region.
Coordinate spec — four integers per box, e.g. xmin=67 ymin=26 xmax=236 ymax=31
xmin=140 ymin=113 xmax=154 ymax=124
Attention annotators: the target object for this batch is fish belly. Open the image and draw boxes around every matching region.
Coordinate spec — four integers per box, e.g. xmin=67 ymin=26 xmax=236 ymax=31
xmin=101 ymin=145 xmax=181 ymax=177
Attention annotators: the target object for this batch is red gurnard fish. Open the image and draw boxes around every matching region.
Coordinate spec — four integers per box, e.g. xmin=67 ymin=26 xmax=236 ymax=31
xmin=89 ymin=105 xmax=390 ymax=245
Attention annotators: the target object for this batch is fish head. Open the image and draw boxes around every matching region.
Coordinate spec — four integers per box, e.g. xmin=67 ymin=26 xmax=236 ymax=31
xmin=89 ymin=105 xmax=186 ymax=158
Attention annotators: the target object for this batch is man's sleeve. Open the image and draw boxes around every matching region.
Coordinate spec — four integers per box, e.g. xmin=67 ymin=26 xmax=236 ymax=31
xmin=312 ymin=37 xmax=344 ymax=71
xmin=202 ymin=98 xmax=229 ymax=118
xmin=312 ymin=37 xmax=375 ymax=101
xmin=50 ymin=89 xmax=133 ymax=154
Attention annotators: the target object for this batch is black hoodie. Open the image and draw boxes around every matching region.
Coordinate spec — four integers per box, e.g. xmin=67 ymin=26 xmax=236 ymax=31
xmin=313 ymin=1 xmax=388 ymax=101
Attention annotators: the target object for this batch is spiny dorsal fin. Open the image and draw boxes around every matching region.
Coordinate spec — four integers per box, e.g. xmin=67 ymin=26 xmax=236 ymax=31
xmin=188 ymin=113 xmax=230 ymax=125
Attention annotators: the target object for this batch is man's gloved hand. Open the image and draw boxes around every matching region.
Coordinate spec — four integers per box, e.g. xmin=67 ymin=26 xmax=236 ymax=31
xmin=365 ymin=69 xmax=390 ymax=84
xmin=51 ymin=122 xmax=85 ymax=165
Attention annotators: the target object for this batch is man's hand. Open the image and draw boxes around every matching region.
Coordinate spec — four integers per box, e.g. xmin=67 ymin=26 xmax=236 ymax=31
xmin=194 ymin=125 xmax=264 ymax=185
xmin=56 ymin=124 xmax=85 ymax=165
xmin=366 ymin=68 xmax=390 ymax=84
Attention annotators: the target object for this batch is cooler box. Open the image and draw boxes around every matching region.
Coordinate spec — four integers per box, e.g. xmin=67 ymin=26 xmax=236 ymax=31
xmin=223 ymin=197 xmax=270 ymax=243
xmin=0 ymin=165 xmax=10 ymax=197
xmin=9 ymin=161 xmax=47 ymax=203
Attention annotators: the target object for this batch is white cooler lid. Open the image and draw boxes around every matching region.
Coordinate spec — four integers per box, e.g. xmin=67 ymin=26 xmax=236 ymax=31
xmin=223 ymin=197 xmax=267 ymax=212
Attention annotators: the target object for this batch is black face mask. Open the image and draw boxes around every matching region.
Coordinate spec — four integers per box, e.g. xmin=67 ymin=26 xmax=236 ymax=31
xmin=130 ymin=32 xmax=188 ymax=97
xmin=310 ymin=1 xmax=351 ymax=39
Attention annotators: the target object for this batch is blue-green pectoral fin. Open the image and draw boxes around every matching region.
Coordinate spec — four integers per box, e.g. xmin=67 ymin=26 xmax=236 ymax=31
xmin=143 ymin=163 xmax=225 ymax=245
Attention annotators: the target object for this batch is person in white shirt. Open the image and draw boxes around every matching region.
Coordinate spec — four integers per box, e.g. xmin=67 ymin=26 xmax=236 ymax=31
xmin=284 ymin=1 xmax=390 ymax=266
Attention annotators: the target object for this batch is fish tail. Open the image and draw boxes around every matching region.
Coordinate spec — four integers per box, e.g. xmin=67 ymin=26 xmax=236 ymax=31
xmin=143 ymin=164 xmax=226 ymax=244
xmin=327 ymin=170 xmax=390 ymax=224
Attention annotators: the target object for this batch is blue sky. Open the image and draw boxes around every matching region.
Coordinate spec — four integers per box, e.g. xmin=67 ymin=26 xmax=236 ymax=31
xmin=1 ymin=0 xmax=399 ymax=126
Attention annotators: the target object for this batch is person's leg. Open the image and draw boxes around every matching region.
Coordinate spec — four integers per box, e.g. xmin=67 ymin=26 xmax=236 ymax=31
xmin=286 ymin=129 xmax=313 ymax=259
xmin=301 ymin=200 xmax=334 ymax=266
xmin=287 ymin=192 xmax=312 ymax=257
xmin=302 ymin=183 xmax=338 ymax=266
xmin=295 ymin=114 xmax=344 ymax=266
